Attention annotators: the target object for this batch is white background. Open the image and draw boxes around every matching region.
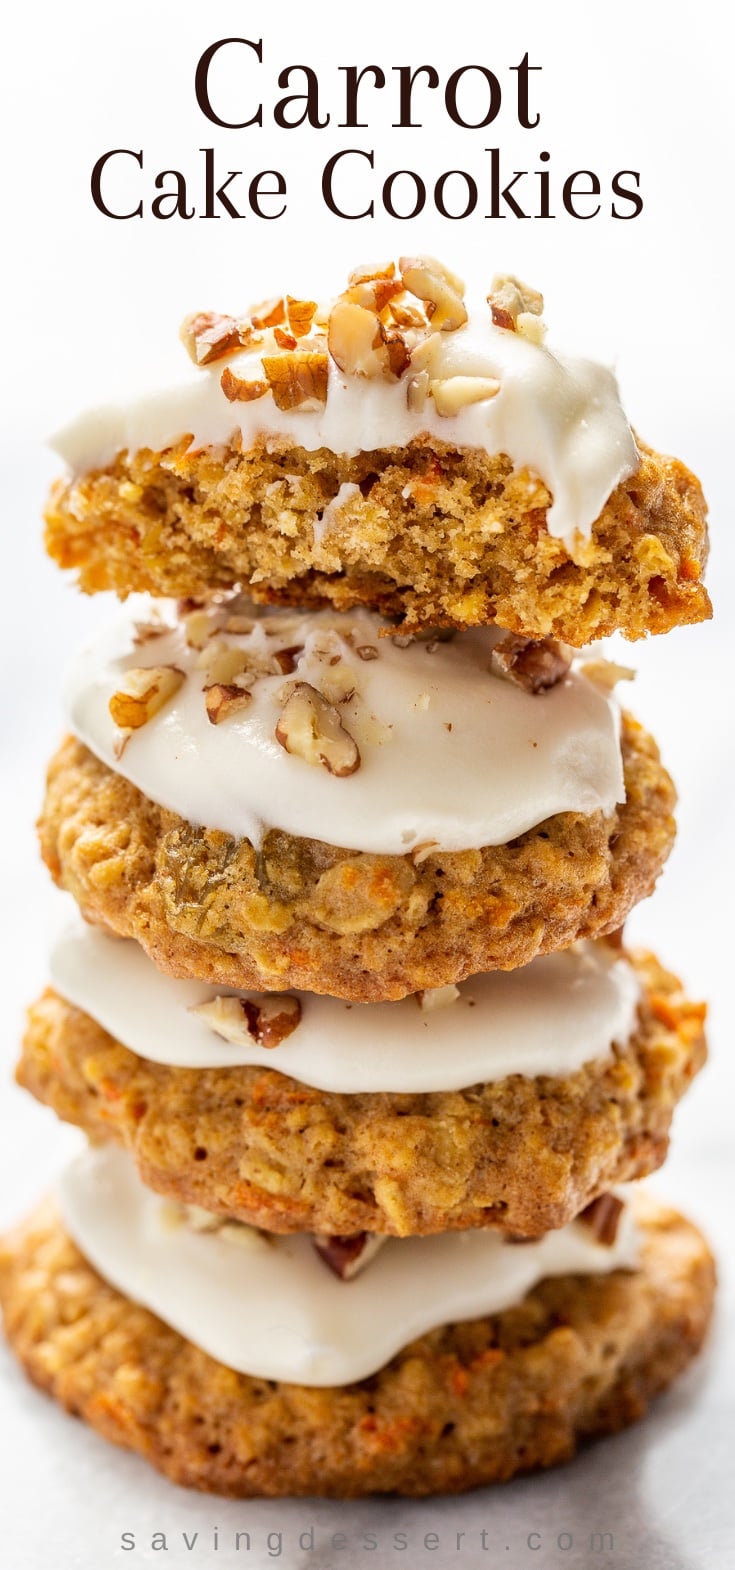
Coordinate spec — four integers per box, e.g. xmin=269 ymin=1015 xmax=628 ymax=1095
xmin=1 ymin=2 xmax=733 ymax=1566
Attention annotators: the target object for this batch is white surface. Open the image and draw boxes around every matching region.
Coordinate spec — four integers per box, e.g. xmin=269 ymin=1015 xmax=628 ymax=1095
xmin=1 ymin=0 xmax=733 ymax=1565
xmin=66 ymin=601 xmax=624 ymax=853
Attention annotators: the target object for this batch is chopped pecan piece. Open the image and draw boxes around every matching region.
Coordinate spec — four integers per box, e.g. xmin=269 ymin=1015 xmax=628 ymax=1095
xmin=198 ymin=643 xmax=252 ymax=685
xmin=578 ymin=1193 xmax=625 ymax=1247
xmin=108 ymin=666 xmax=184 ymax=729
xmin=491 ymin=634 xmax=572 ymax=694
xmin=430 ymin=375 xmax=501 ymax=416
xmin=382 ymin=328 xmax=411 ymax=378
xmin=390 ymin=298 xmax=429 ymax=330
xmin=406 ymin=370 xmax=430 ymax=411
xmin=399 ymin=256 xmax=467 ymax=331
xmin=204 ymin=683 xmax=253 ymax=724
xmin=286 ymin=296 xmax=317 ymax=337
xmin=191 ymin=993 xmax=302 ymax=1047
xmin=275 ymin=682 xmax=360 ymax=776
xmin=183 ymin=609 xmax=215 ymax=650
xmin=262 ymin=351 xmax=328 ymax=410
xmin=328 ymin=301 xmax=385 ymax=377
xmin=344 ymin=277 xmax=402 ymax=314
xmin=272 ymin=644 xmax=304 ymax=674
xmin=489 ymin=303 xmax=515 ymax=331
xmin=347 ymin=260 xmax=396 ymax=285
xmin=180 ymin=311 xmax=243 ymax=366
xmin=220 ymin=366 xmax=269 ymax=403
xmin=488 ymin=275 xmax=546 ymax=343
xmin=250 ymin=297 xmax=286 ymax=329
xmin=313 ymin=1233 xmax=386 ymax=1281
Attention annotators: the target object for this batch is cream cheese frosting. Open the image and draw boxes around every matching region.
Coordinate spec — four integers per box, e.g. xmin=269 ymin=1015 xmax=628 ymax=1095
xmin=58 ymin=1146 xmax=638 ymax=1386
xmin=51 ymin=304 xmax=638 ymax=549
xmin=50 ymin=920 xmax=641 ymax=1092
xmin=64 ymin=601 xmax=625 ymax=855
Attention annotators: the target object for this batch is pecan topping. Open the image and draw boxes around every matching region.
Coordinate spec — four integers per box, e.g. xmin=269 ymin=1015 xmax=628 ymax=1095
xmin=275 ymin=682 xmax=360 ymax=776
xmin=407 ymin=370 xmax=430 ymax=411
xmin=389 ymin=299 xmax=428 ymax=330
xmin=220 ymin=366 xmax=269 ymax=403
xmin=273 ymin=326 xmax=297 ymax=350
xmin=399 ymin=255 xmax=467 ymax=331
xmin=180 ymin=311 xmax=244 ymax=365
xmin=272 ymin=644 xmax=304 ymax=674
xmin=430 ymin=375 xmax=501 ymax=416
xmin=178 ymin=257 xmax=557 ymax=424
xmin=487 ymin=275 xmax=545 ymax=343
xmin=108 ymin=666 xmax=184 ymax=729
xmin=490 ymin=634 xmax=572 ymax=694
xmin=312 ymin=1233 xmax=386 ymax=1281
xmin=383 ymin=328 xmax=411 ymax=378
xmin=197 ymin=643 xmax=252 ymax=685
xmin=347 ymin=260 xmax=396 ymax=285
xmin=183 ymin=609 xmax=215 ymax=650
xmin=191 ymin=993 xmax=302 ymax=1048
xmin=345 ymin=277 xmax=402 ymax=314
xmin=250 ymin=297 xmax=286 ymax=329
xmin=262 ymin=351 xmax=328 ymax=410
xmin=286 ymin=296 xmax=317 ymax=338
xmin=328 ymin=300 xmax=408 ymax=380
xmin=204 ymin=683 xmax=253 ymax=725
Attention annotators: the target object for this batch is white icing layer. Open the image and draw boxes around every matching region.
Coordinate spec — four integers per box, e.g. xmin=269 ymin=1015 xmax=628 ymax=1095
xmin=64 ymin=602 xmax=624 ymax=855
xmin=59 ymin=1147 xmax=638 ymax=1386
xmin=51 ymin=920 xmax=640 ymax=1092
xmin=52 ymin=305 xmax=638 ymax=547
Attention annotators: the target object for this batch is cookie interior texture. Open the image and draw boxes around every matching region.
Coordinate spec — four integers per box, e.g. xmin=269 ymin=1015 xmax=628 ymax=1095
xmin=0 ymin=1196 xmax=714 ymax=1497
xmin=38 ymin=716 xmax=676 ymax=1001
xmin=45 ymin=439 xmax=710 ymax=645
xmin=18 ymin=951 xmax=705 ymax=1237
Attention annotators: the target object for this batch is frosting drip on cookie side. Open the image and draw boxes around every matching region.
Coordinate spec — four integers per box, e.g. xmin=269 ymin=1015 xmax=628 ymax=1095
xmin=64 ymin=602 xmax=625 ymax=855
xmin=50 ymin=921 xmax=641 ymax=1091
xmin=59 ymin=1146 xmax=638 ymax=1386
xmin=52 ymin=306 xmax=638 ymax=549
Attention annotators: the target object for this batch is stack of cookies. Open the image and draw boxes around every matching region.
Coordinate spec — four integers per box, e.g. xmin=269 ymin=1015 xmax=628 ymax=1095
xmin=0 ymin=257 xmax=716 ymax=1497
